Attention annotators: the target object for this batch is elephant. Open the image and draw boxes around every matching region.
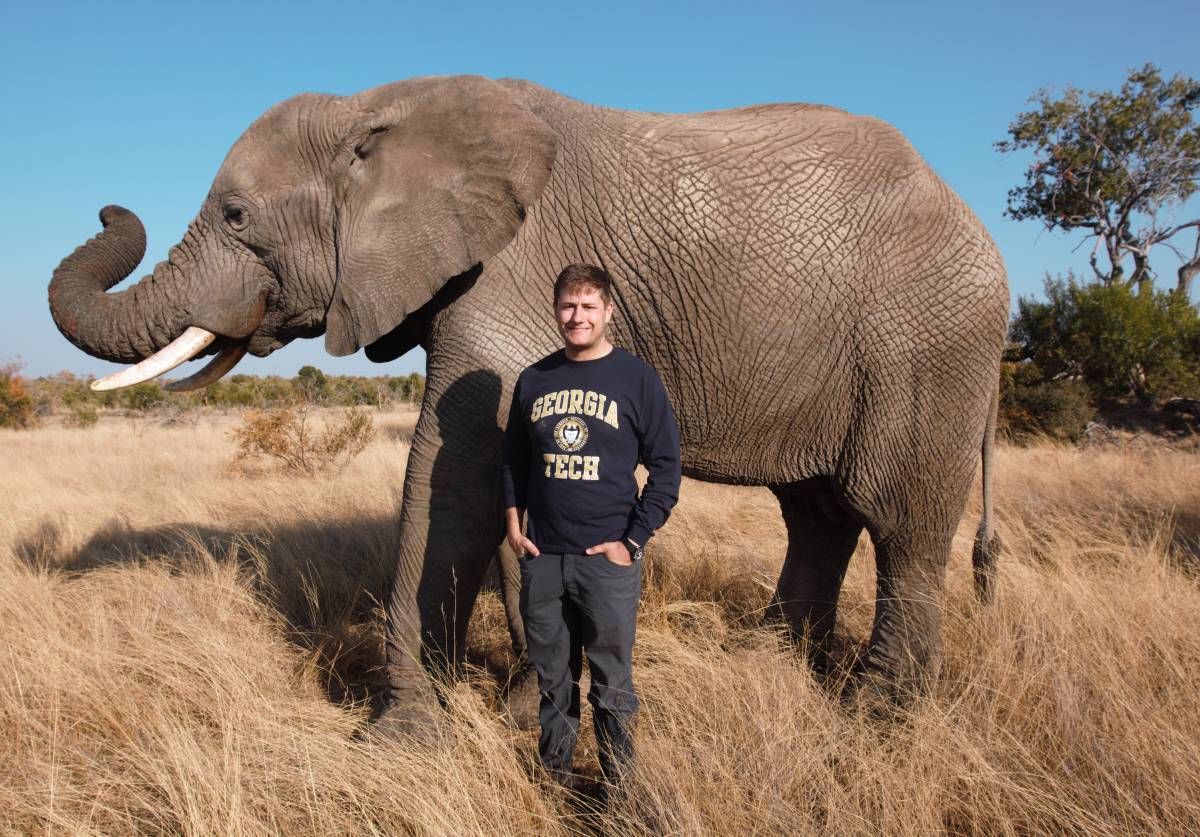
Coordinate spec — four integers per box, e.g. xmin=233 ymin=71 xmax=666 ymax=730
xmin=48 ymin=75 xmax=1007 ymax=732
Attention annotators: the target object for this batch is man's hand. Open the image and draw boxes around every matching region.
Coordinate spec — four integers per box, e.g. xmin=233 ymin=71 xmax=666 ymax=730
xmin=585 ymin=541 xmax=633 ymax=566
xmin=509 ymin=530 xmax=540 ymax=559
xmin=505 ymin=506 xmax=539 ymax=558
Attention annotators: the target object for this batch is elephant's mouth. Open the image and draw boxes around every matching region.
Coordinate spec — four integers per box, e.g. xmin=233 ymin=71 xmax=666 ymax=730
xmin=166 ymin=337 xmax=251 ymax=391
xmin=89 ymin=276 xmax=277 ymax=392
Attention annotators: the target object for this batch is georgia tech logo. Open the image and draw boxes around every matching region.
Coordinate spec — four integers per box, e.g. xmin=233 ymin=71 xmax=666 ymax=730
xmin=553 ymin=416 xmax=589 ymax=452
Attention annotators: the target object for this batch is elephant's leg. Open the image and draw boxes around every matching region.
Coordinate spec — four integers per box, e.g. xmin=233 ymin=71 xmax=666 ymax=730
xmin=856 ymin=519 xmax=957 ymax=706
xmin=839 ymin=367 xmax=987 ymax=707
xmin=496 ymin=540 xmax=541 ymax=729
xmin=849 ymin=448 xmax=975 ymax=706
xmin=376 ymin=369 xmax=508 ymax=738
xmin=767 ymin=488 xmax=863 ymax=673
xmin=496 ymin=541 xmax=527 ymax=658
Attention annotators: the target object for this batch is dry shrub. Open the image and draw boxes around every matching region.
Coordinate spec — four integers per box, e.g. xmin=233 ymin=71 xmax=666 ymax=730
xmin=2 ymin=417 xmax=1199 ymax=834
xmin=231 ymin=404 xmax=375 ymax=476
xmin=0 ymin=361 xmax=38 ymax=429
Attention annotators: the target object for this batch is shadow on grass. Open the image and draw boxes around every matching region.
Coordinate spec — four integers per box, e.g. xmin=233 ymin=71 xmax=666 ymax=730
xmin=1170 ymin=510 xmax=1200 ymax=574
xmin=12 ymin=514 xmax=516 ymax=719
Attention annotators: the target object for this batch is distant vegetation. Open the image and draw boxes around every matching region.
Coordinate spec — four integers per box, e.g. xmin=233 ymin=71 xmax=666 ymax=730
xmin=4 ymin=348 xmax=1199 ymax=447
xmin=999 ymin=272 xmax=1200 ymax=441
xmin=0 ymin=364 xmax=425 ymax=429
xmin=997 ymin=64 xmax=1200 ymax=442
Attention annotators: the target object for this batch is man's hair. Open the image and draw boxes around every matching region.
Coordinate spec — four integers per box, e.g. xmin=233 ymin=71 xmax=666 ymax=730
xmin=553 ymin=263 xmax=613 ymax=305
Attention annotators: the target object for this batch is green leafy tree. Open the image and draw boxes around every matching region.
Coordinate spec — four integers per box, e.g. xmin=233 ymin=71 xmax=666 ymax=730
xmin=294 ymin=365 xmax=330 ymax=404
xmin=1011 ymin=273 xmax=1200 ymax=404
xmin=997 ymin=64 xmax=1200 ymax=296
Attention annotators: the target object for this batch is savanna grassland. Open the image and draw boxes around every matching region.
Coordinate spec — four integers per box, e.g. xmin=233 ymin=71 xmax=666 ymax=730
xmin=2 ymin=407 xmax=1199 ymax=835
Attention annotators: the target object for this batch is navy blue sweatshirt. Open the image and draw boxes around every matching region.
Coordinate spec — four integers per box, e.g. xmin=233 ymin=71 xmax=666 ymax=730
xmin=501 ymin=346 xmax=682 ymax=554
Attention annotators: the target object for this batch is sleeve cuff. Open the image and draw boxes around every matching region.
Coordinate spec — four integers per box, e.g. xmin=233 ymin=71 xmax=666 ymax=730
xmin=624 ymin=523 xmax=653 ymax=547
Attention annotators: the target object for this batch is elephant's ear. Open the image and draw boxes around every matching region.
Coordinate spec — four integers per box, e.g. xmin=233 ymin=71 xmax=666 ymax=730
xmin=324 ymin=77 xmax=557 ymax=356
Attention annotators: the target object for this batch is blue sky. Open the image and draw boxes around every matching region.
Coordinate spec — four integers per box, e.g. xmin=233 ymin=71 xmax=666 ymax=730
xmin=2 ymin=0 xmax=1197 ymax=378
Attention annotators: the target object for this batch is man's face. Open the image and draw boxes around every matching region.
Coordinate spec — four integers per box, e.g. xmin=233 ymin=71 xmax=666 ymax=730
xmin=556 ymin=284 xmax=613 ymax=351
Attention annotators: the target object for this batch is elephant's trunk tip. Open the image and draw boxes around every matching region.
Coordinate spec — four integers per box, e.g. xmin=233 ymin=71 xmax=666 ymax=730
xmin=94 ymin=204 xmax=147 ymax=250
xmin=99 ymin=204 xmax=129 ymax=226
xmin=48 ymin=204 xmax=165 ymax=364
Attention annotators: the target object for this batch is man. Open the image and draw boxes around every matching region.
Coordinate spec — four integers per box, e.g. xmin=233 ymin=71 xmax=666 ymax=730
xmin=501 ymin=263 xmax=682 ymax=788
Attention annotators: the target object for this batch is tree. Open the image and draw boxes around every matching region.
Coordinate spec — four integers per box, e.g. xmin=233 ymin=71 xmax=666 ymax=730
xmin=997 ymin=65 xmax=1200 ymax=296
xmin=294 ymin=365 xmax=329 ymax=404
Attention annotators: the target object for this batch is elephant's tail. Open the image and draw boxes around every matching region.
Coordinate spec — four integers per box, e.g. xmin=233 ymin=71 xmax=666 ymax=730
xmin=971 ymin=376 xmax=1001 ymax=603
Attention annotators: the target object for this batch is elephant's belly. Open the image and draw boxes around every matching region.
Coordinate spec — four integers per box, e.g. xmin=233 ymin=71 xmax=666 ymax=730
xmin=677 ymin=429 xmax=834 ymax=488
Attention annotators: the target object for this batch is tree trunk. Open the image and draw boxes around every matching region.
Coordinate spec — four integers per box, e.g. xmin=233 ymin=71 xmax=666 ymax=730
xmin=1178 ymin=258 xmax=1199 ymax=300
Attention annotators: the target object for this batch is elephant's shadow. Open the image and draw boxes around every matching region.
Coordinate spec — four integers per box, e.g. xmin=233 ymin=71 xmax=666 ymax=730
xmin=1169 ymin=510 xmax=1200 ymax=573
xmin=12 ymin=514 xmax=513 ymax=717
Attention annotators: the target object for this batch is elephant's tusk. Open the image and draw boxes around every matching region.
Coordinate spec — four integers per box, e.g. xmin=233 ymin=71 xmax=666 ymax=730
xmin=89 ymin=326 xmax=217 ymax=391
xmin=164 ymin=342 xmax=248 ymax=392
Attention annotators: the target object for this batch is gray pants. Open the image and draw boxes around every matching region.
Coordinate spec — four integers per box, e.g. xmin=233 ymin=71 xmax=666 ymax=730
xmin=518 ymin=551 xmax=642 ymax=784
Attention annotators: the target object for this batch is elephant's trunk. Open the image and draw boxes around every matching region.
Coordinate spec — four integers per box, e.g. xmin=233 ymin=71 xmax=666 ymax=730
xmin=49 ymin=205 xmax=193 ymax=364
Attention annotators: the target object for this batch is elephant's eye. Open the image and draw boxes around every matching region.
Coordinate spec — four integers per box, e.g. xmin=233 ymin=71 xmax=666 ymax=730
xmin=223 ymin=205 xmax=247 ymax=230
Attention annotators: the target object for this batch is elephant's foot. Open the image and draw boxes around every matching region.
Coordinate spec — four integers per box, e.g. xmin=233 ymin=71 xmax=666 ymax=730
xmin=503 ymin=662 xmax=541 ymax=730
xmin=366 ymin=686 xmax=451 ymax=746
xmin=846 ymin=643 xmax=940 ymax=716
xmin=368 ymin=703 xmax=450 ymax=746
xmin=805 ymin=631 xmax=844 ymax=683
xmin=764 ymin=610 xmax=830 ymax=673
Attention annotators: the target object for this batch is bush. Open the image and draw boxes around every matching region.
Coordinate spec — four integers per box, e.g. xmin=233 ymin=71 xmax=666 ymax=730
xmin=121 ymin=382 xmax=167 ymax=412
xmin=999 ymin=361 xmax=1094 ymax=442
xmin=64 ymin=404 xmax=100 ymax=429
xmin=230 ymin=405 xmax=375 ymax=476
xmin=0 ymin=362 xmax=38 ymax=429
xmin=393 ymin=372 xmax=426 ymax=403
xmin=1012 ymin=274 xmax=1200 ymax=405
xmin=204 ymin=375 xmax=263 ymax=408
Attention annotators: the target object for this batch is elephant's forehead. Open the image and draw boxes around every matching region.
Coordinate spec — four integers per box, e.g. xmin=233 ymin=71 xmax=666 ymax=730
xmin=215 ymin=96 xmax=325 ymax=194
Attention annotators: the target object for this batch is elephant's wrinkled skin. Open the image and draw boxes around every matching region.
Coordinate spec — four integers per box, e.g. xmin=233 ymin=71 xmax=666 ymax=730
xmin=48 ymin=76 xmax=1007 ymax=727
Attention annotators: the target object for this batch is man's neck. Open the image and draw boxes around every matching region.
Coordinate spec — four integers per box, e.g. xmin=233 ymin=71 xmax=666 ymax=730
xmin=564 ymin=339 xmax=614 ymax=362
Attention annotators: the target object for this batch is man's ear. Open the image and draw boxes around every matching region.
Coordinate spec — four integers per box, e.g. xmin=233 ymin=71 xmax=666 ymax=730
xmin=324 ymin=76 xmax=557 ymax=356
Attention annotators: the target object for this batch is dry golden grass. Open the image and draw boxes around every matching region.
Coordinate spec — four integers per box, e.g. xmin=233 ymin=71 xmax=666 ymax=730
xmin=3 ymin=408 xmax=1199 ymax=834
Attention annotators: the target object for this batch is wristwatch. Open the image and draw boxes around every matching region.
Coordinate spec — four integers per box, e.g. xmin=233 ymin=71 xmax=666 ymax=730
xmin=622 ymin=537 xmax=645 ymax=562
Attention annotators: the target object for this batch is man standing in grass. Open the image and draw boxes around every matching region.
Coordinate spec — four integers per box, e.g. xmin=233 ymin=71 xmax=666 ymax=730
xmin=501 ymin=264 xmax=681 ymax=790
